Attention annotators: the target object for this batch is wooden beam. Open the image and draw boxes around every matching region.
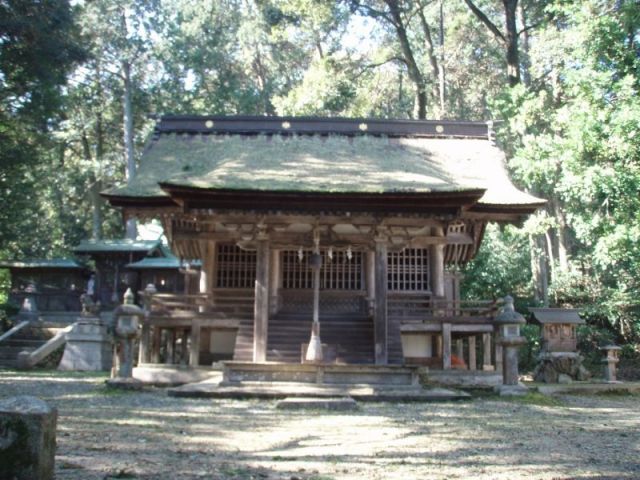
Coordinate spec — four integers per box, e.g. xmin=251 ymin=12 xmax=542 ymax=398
xmin=374 ymin=240 xmax=388 ymax=365
xmin=253 ymin=237 xmax=270 ymax=362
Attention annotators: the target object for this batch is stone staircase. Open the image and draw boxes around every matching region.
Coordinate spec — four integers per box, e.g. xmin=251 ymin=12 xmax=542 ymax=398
xmin=0 ymin=324 xmax=60 ymax=369
xmin=266 ymin=312 xmax=375 ymax=364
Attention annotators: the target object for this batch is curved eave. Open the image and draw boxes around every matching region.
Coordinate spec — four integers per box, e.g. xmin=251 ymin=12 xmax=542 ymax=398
xmin=157 ymin=183 xmax=487 ymax=215
xmin=101 ymin=193 xmax=177 ymax=209
xmin=470 ymin=200 xmax=546 ymax=216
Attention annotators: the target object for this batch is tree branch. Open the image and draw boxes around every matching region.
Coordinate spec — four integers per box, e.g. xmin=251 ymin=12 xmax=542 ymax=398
xmin=462 ymin=0 xmax=506 ymax=44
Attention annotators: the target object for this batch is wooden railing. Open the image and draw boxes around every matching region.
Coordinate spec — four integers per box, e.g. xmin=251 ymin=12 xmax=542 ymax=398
xmin=138 ymin=290 xmax=252 ymax=366
xmin=389 ymin=295 xmax=501 ymax=324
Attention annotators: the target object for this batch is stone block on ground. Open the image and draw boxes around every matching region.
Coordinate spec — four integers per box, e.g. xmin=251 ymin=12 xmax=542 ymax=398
xmin=0 ymin=396 xmax=57 ymax=480
xmin=276 ymin=396 xmax=358 ymax=411
xmin=495 ymin=383 xmax=529 ymax=396
xmin=58 ymin=319 xmax=112 ymax=371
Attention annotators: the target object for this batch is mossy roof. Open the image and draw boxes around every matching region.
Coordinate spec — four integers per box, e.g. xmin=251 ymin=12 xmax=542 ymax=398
xmin=73 ymin=239 xmax=162 ymax=254
xmin=126 ymin=256 xmax=201 ymax=269
xmin=106 ymin=133 xmax=543 ymax=207
xmin=0 ymin=259 xmax=84 ymax=269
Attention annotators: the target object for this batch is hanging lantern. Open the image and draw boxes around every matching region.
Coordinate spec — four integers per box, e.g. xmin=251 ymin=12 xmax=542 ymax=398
xmin=346 ymin=246 xmax=353 ymax=261
xmin=327 ymin=247 xmax=333 ymax=261
xmin=297 ymin=247 xmax=304 ymax=262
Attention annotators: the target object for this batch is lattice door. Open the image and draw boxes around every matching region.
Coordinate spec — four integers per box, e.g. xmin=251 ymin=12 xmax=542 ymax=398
xmin=387 ymin=248 xmax=431 ymax=291
xmin=215 ymin=244 xmax=257 ymax=288
xmin=282 ymin=250 xmax=363 ymax=290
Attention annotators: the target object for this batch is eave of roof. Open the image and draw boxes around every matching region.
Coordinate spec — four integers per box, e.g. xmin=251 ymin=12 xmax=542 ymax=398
xmin=73 ymin=239 xmax=162 ymax=254
xmin=0 ymin=259 xmax=84 ymax=269
xmin=126 ymin=257 xmax=202 ymax=269
xmin=529 ymin=308 xmax=585 ymax=325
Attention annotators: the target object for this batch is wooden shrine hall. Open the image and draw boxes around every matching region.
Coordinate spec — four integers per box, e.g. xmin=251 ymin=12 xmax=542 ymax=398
xmin=104 ymin=116 xmax=544 ymax=372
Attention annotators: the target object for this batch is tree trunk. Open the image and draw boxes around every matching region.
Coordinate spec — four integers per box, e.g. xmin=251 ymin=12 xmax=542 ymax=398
xmin=122 ymin=59 xmax=137 ymax=239
xmin=517 ymin=1 xmax=530 ymax=86
xmin=503 ymin=0 xmax=520 ymax=86
xmin=529 ymin=234 xmax=548 ymax=305
xmin=551 ymin=197 xmax=571 ymax=274
xmin=438 ymin=0 xmax=446 ymax=116
xmin=418 ymin=7 xmax=443 ymax=119
xmin=463 ymin=0 xmax=521 ymax=86
xmin=385 ymin=0 xmax=427 ymax=119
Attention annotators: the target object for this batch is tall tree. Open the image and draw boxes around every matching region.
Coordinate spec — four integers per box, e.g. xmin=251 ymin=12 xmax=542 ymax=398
xmin=0 ymin=0 xmax=85 ymax=258
xmin=463 ymin=0 xmax=521 ymax=86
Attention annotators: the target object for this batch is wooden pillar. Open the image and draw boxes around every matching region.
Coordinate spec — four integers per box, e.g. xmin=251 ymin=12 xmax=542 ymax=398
xmin=442 ymin=323 xmax=452 ymax=369
xmin=456 ymin=338 xmax=463 ymax=359
xmin=483 ymin=333 xmax=493 ymax=371
xmin=430 ymin=226 xmax=445 ymax=298
xmin=374 ymin=240 xmax=388 ymax=365
xmin=189 ymin=319 xmax=201 ymax=366
xmin=253 ymin=237 xmax=270 ymax=362
xmin=269 ymin=249 xmax=280 ymax=315
xmin=366 ymin=250 xmax=375 ymax=313
xmin=165 ymin=330 xmax=175 ymax=365
xmin=200 ymin=240 xmax=216 ymax=302
xmin=468 ymin=335 xmax=477 ymax=371
xmin=180 ymin=329 xmax=189 ymax=365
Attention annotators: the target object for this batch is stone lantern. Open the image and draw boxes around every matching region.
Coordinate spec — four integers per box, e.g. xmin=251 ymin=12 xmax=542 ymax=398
xmin=601 ymin=345 xmax=622 ymax=383
xmin=494 ymin=295 xmax=528 ymax=396
xmin=107 ymin=288 xmax=144 ymax=387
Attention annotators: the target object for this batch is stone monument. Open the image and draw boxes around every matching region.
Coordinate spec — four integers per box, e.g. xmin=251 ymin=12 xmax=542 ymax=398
xmin=58 ymin=294 xmax=112 ymax=371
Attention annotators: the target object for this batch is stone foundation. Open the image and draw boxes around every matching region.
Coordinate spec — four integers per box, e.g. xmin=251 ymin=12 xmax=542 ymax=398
xmin=533 ymin=352 xmax=591 ymax=383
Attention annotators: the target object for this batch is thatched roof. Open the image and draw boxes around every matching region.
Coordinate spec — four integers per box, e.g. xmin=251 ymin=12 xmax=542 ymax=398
xmin=104 ymin=116 xmax=544 ymax=212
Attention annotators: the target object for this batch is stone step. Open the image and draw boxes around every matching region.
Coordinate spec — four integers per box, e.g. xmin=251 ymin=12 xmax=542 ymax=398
xmin=168 ymin=379 xmax=470 ymax=402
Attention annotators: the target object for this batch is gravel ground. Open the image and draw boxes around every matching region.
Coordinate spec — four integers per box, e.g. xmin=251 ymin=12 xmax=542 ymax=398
xmin=1 ymin=369 xmax=639 ymax=480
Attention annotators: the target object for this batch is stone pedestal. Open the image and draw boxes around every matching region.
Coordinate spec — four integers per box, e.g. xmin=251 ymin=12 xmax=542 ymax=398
xmin=58 ymin=316 xmax=112 ymax=371
xmin=0 ymin=396 xmax=57 ymax=480
xmin=533 ymin=352 xmax=591 ymax=383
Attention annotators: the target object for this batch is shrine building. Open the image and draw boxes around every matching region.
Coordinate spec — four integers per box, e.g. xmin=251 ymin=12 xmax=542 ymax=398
xmin=103 ymin=116 xmax=544 ymax=373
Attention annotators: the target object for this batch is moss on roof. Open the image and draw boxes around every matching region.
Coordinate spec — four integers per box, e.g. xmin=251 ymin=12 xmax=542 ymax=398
xmin=0 ymin=259 xmax=84 ymax=269
xmin=106 ymin=133 xmax=544 ymax=206
xmin=74 ymin=239 xmax=161 ymax=254
xmin=126 ymin=257 xmax=202 ymax=269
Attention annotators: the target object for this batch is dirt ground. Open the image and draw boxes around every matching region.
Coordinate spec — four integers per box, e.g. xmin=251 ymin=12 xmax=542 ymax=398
xmin=1 ymin=370 xmax=639 ymax=480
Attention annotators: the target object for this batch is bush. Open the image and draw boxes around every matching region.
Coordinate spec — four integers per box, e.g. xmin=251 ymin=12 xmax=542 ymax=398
xmin=519 ymin=324 xmax=541 ymax=373
xmin=0 ymin=302 xmax=19 ymax=333
xmin=577 ymin=324 xmax=617 ymax=374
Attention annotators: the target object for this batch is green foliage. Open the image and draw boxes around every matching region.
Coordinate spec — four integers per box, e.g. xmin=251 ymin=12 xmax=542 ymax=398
xmin=461 ymin=223 xmax=532 ymax=303
xmin=519 ymin=324 xmax=542 ymax=373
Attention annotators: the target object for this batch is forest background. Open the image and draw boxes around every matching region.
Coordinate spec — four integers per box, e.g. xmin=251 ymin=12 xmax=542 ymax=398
xmin=1 ymin=0 xmax=639 ymax=371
